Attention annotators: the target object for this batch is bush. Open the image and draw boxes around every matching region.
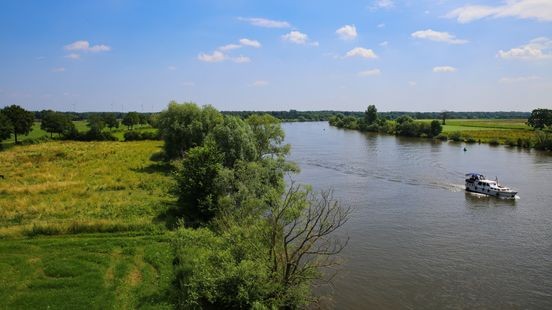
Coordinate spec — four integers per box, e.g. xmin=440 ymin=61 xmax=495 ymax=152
xmin=435 ymin=134 xmax=448 ymax=141
xmin=63 ymin=129 xmax=117 ymax=141
xmin=465 ymin=137 xmax=477 ymax=144
xmin=123 ymin=130 xmax=161 ymax=141
xmin=173 ymin=227 xmax=282 ymax=309
xmin=489 ymin=139 xmax=500 ymax=146
xmin=448 ymin=132 xmax=462 ymax=142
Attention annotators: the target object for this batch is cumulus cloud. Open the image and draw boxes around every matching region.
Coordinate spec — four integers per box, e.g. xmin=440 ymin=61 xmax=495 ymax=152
xmin=238 ymin=17 xmax=291 ymax=28
xmin=232 ymin=56 xmax=251 ymax=63
xmin=336 ymin=25 xmax=357 ymax=40
xmin=497 ymin=37 xmax=552 ymax=60
xmin=64 ymin=53 xmax=80 ymax=59
xmin=282 ymin=31 xmax=309 ymax=44
xmin=345 ymin=47 xmax=378 ymax=59
xmin=370 ymin=0 xmax=394 ymax=10
xmin=433 ymin=66 xmax=457 ymax=73
xmin=379 ymin=41 xmax=389 ymax=47
xmin=446 ymin=0 xmax=552 ymax=23
xmin=64 ymin=40 xmax=111 ymax=52
xmin=377 ymin=23 xmax=386 ymax=28
xmin=499 ymin=75 xmax=540 ymax=83
xmin=52 ymin=67 xmax=65 ymax=72
xmin=198 ymin=51 xmax=226 ymax=62
xmin=251 ymin=80 xmax=269 ymax=87
xmin=239 ymin=38 xmax=261 ymax=48
xmin=358 ymin=69 xmax=381 ymax=76
xmin=219 ymin=44 xmax=241 ymax=51
xmin=411 ymin=29 xmax=468 ymax=44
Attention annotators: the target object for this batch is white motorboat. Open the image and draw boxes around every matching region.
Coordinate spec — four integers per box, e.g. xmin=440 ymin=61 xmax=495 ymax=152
xmin=465 ymin=173 xmax=517 ymax=198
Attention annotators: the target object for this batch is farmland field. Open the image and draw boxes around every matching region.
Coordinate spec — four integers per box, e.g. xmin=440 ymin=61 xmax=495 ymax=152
xmin=0 ymin=140 xmax=176 ymax=308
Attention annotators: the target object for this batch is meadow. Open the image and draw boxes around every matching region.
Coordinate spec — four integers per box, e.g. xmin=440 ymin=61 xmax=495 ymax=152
xmin=0 ymin=140 xmax=176 ymax=308
xmin=428 ymin=119 xmax=536 ymax=144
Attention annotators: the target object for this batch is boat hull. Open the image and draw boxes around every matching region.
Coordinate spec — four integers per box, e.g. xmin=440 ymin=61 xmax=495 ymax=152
xmin=465 ymin=187 xmax=517 ymax=198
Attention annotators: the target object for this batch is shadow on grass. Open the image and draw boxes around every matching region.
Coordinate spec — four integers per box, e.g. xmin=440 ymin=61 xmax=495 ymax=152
xmin=131 ymin=162 xmax=174 ymax=175
xmin=153 ymin=201 xmax=182 ymax=231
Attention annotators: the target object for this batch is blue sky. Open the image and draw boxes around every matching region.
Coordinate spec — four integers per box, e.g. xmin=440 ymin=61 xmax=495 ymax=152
xmin=0 ymin=0 xmax=551 ymax=112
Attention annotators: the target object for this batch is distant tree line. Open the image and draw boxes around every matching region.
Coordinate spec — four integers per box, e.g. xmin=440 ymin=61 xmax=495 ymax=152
xmin=330 ymin=105 xmax=444 ymax=138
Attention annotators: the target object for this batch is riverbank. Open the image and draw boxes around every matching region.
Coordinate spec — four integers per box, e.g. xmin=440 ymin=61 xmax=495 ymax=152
xmin=330 ymin=117 xmax=551 ymax=151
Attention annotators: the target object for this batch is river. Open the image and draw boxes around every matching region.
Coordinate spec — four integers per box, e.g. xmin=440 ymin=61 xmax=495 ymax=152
xmin=283 ymin=121 xmax=552 ymax=309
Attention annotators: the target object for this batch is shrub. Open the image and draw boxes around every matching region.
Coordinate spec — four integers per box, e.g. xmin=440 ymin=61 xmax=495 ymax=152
xmin=435 ymin=134 xmax=448 ymax=141
xmin=489 ymin=139 xmax=500 ymax=146
xmin=448 ymin=132 xmax=462 ymax=142
xmin=465 ymin=137 xmax=477 ymax=144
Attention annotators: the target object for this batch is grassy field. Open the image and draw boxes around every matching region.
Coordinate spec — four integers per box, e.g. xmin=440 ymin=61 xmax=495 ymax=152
xmin=1 ymin=121 xmax=155 ymax=148
xmin=421 ymin=119 xmax=536 ymax=144
xmin=0 ymin=140 xmax=177 ymax=308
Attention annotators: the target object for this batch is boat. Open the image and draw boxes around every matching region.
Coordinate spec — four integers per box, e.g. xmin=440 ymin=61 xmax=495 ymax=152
xmin=465 ymin=173 xmax=517 ymax=198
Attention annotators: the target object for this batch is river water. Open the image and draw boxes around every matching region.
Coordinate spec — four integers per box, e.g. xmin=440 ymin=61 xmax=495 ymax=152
xmin=283 ymin=122 xmax=552 ymax=309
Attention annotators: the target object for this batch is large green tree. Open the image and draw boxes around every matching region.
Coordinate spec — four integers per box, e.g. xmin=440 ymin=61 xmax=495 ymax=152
xmin=103 ymin=113 xmax=119 ymax=131
xmin=40 ymin=110 xmax=74 ymax=137
xmin=0 ymin=112 xmax=13 ymax=144
xmin=1 ymin=105 xmax=34 ymax=144
xmin=210 ymin=116 xmax=258 ymax=167
xmin=157 ymin=102 xmax=223 ymax=159
xmin=364 ymin=105 xmax=378 ymax=125
xmin=246 ymin=114 xmax=288 ymax=159
xmin=527 ymin=108 xmax=552 ymax=129
xmin=122 ymin=112 xmax=140 ymax=130
xmin=87 ymin=114 xmax=106 ymax=133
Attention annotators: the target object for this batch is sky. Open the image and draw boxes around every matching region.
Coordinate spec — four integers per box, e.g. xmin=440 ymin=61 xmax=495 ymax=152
xmin=0 ymin=0 xmax=551 ymax=112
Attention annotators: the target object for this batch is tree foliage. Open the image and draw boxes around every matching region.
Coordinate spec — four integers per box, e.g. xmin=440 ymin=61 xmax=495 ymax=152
xmin=40 ymin=110 xmax=74 ymax=137
xmin=364 ymin=105 xmax=378 ymax=126
xmin=1 ymin=105 xmax=34 ymax=143
xmin=527 ymin=108 xmax=552 ymax=129
xmin=0 ymin=111 xmax=13 ymax=143
xmin=122 ymin=112 xmax=140 ymax=130
xmin=103 ymin=113 xmax=119 ymax=131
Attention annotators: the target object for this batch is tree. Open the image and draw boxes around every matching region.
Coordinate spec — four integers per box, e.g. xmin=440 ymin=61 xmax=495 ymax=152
xmin=527 ymin=108 xmax=552 ymax=129
xmin=40 ymin=110 xmax=73 ymax=137
xmin=0 ymin=111 xmax=13 ymax=144
xmin=157 ymin=102 xmax=223 ymax=159
xmin=122 ymin=112 xmax=140 ymax=130
xmin=210 ymin=116 xmax=258 ymax=167
xmin=364 ymin=105 xmax=378 ymax=126
xmin=429 ymin=119 xmax=443 ymax=137
xmin=268 ymin=183 xmax=350 ymax=305
xmin=1 ymin=105 xmax=34 ymax=144
xmin=246 ymin=114 xmax=289 ymax=159
xmin=441 ymin=110 xmax=449 ymax=125
xmin=103 ymin=113 xmax=119 ymax=131
xmin=87 ymin=114 xmax=106 ymax=133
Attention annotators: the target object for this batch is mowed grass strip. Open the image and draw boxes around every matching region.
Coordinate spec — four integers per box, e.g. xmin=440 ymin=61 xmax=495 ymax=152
xmin=0 ymin=140 xmax=175 ymax=237
xmin=0 ymin=234 xmax=173 ymax=309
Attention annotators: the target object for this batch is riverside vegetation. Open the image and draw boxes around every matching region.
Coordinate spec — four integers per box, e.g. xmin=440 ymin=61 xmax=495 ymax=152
xmin=329 ymin=106 xmax=552 ymax=151
xmin=0 ymin=102 xmax=350 ymax=308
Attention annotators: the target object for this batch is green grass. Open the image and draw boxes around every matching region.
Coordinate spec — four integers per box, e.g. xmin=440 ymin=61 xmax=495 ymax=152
xmin=0 ymin=140 xmax=177 ymax=308
xmin=0 ymin=234 xmax=173 ymax=309
xmin=418 ymin=119 xmax=537 ymax=144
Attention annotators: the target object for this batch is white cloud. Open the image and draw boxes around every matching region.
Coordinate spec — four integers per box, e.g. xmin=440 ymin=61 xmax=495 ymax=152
xmin=167 ymin=66 xmax=177 ymax=71
xmin=251 ymin=80 xmax=269 ymax=87
xmin=219 ymin=44 xmax=241 ymax=51
xmin=379 ymin=41 xmax=389 ymax=47
xmin=446 ymin=0 xmax=552 ymax=23
xmin=64 ymin=40 xmax=111 ymax=52
xmin=282 ymin=31 xmax=309 ymax=44
xmin=52 ymin=67 xmax=65 ymax=72
xmin=411 ymin=29 xmax=468 ymax=44
xmin=345 ymin=47 xmax=378 ymax=59
xmin=358 ymin=69 xmax=381 ymax=76
xmin=497 ymin=37 xmax=552 ymax=60
xmin=377 ymin=23 xmax=385 ymax=28
xmin=433 ymin=66 xmax=457 ymax=73
xmin=370 ymin=0 xmax=394 ymax=10
xmin=499 ymin=75 xmax=540 ymax=83
xmin=198 ymin=51 xmax=226 ymax=62
xmin=64 ymin=53 xmax=80 ymax=59
xmin=239 ymin=38 xmax=261 ymax=48
xmin=232 ymin=56 xmax=251 ymax=63
xmin=336 ymin=25 xmax=357 ymax=40
xmin=238 ymin=17 xmax=291 ymax=28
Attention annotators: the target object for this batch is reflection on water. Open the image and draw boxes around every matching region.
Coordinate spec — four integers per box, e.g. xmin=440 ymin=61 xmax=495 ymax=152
xmin=283 ymin=122 xmax=552 ymax=309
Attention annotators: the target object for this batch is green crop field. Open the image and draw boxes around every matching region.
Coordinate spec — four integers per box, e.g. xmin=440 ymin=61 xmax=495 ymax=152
xmin=0 ymin=140 xmax=176 ymax=308
xmin=418 ymin=119 xmax=536 ymax=144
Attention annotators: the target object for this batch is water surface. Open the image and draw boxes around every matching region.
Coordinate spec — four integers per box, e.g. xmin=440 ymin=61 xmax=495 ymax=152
xmin=283 ymin=122 xmax=552 ymax=309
